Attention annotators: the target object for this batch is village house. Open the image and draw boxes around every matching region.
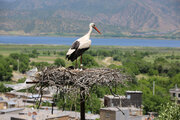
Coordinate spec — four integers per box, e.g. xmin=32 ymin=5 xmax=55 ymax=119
xmin=169 ymin=85 xmax=180 ymax=104
xmin=104 ymin=91 xmax=143 ymax=108
xmin=101 ymin=91 xmax=144 ymax=120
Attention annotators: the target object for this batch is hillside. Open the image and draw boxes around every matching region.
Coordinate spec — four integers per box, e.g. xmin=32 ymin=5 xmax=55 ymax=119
xmin=0 ymin=0 xmax=180 ymax=38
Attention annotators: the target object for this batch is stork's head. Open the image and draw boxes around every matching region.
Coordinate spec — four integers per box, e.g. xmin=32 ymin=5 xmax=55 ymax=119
xmin=89 ymin=23 xmax=101 ymax=34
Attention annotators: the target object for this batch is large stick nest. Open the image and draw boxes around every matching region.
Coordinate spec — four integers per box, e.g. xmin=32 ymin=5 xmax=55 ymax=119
xmin=35 ymin=67 xmax=131 ymax=95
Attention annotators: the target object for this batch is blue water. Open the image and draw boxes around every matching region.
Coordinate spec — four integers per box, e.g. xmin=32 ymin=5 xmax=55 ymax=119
xmin=0 ymin=36 xmax=180 ymax=47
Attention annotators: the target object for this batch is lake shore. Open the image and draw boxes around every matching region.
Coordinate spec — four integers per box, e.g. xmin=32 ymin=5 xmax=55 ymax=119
xmin=0 ymin=32 xmax=180 ymax=40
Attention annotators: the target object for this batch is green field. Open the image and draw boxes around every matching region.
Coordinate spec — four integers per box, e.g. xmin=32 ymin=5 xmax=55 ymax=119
xmin=0 ymin=44 xmax=180 ymax=65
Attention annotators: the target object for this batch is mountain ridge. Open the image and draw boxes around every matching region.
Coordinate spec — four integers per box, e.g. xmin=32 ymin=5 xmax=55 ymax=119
xmin=0 ymin=0 xmax=180 ymax=38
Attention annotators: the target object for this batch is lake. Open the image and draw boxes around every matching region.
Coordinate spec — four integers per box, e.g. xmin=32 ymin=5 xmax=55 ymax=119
xmin=0 ymin=36 xmax=180 ymax=47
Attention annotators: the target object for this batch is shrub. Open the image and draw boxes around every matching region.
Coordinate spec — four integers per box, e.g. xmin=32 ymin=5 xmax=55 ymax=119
xmin=158 ymin=102 xmax=180 ymax=120
xmin=54 ymin=58 xmax=65 ymax=67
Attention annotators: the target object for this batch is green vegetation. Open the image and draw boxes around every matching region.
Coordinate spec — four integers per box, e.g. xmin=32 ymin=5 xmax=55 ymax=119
xmin=17 ymin=77 xmax=26 ymax=83
xmin=8 ymin=53 xmax=30 ymax=73
xmin=0 ymin=44 xmax=180 ymax=116
xmin=56 ymin=92 xmax=101 ymax=114
xmin=72 ymin=54 xmax=99 ymax=68
xmin=0 ymin=83 xmax=12 ymax=92
xmin=31 ymin=62 xmax=50 ymax=70
xmin=157 ymin=102 xmax=180 ymax=120
xmin=0 ymin=55 xmax=12 ymax=81
xmin=54 ymin=58 xmax=66 ymax=67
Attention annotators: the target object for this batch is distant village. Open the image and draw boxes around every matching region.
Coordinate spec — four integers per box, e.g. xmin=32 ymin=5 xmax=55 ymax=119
xmin=0 ymin=68 xmax=179 ymax=120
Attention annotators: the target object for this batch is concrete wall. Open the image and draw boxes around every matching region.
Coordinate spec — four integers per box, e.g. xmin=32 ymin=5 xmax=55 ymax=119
xmin=100 ymin=110 xmax=116 ymax=120
xmin=100 ymin=109 xmax=129 ymax=120
xmin=116 ymin=109 xmax=129 ymax=120
xmin=46 ymin=115 xmax=77 ymax=120
xmin=104 ymin=92 xmax=142 ymax=108
xmin=126 ymin=93 xmax=142 ymax=108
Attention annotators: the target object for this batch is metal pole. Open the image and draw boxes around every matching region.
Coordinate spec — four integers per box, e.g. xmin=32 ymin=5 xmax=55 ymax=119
xmin=51 ymin=102 xmax=54 ymax=115
xmin=80 ymin=87 xmax=85 ymax=120
xmin=17 ymin=59 xmax=19 ymax=72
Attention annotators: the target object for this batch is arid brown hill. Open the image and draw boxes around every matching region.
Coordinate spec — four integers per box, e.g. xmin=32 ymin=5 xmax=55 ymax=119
xmin=0 ymin=0 xmax=179 ymax=36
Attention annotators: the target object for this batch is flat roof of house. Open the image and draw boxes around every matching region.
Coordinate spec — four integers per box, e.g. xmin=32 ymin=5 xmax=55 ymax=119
xmin=104 ymin=95 xmax=126 ymax=99
xmin=169 ymin=88 xmax=180 ymax=93
xmin=100 ymin=107 xmax=129 ymax=111
xmin=0 ymin=108 xmax=24 ymax=114
xmin=0 ymin=100 xmax=16 ymax=105
xmin=7 ymin=101 xmax=16 ymax=105
xmin=6 ymin=92 xmax=41 ymax=98
xmin=0 ymin=108 xmax=99 ymax=120
xmin=0 ymin=101 xmax=7 ymax=103
xmin=126 ymin=91 xmax=142 ymax=93
xmin=100 ymin=107 xmax=142 ymax=111
xmin=45 ymin=114 xmax=69 ymax=119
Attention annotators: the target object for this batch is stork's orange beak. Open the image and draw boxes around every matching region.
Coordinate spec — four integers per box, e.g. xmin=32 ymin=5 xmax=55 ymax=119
xmin=93 ymin=26 xmax=101 ymax=34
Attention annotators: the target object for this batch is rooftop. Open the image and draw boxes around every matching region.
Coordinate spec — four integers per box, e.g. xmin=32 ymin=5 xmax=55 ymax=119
xmin=6 ymin=92 xmax=41 ymax=99
xmin=169 ymin=85 xmax=180 ymax=93
xmin=126 ymin=91 xmax=143 ymax=93
xmin=0 ymin=99 xmax=16 ymax=105
xmin=104 ymin=95 xmax=126 ymax=99
xmin=100 ymin=107 xmax=141 ymax=111
xmin=0 ymin=108 xmax=24 ymax=114
xmin=169 ymin=88 xmax=180 ymax=93
xmin=0 ymin=107 xmax=100 ymax=120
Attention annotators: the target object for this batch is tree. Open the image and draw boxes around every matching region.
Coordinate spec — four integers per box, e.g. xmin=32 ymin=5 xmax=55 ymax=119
xmin=148 ymin=68 xmax=158 ymax=76
xmin=168 ymin=62 xmax=180 ymax=77
xmin=48 ymin=51 xmax=51 ymax=56
xmin=9 ymin=53 xmax=30 ymax=73
xmin=53 ymin=51 xmax=57 ymax=55
xmin=143 ymin=94 xmax=169 ymax=114
xmin=19 ymin=54 xmax=30 ymax=73
xmin=86 ymin=93 xmax=101 ymax=114
xmin=6 ymin=57 xmax=18 ymax=70
xmin=32 ymin=49 xmax=38 ymax=55
xmin=17 ymin=77 xmax=26 ymax=83
xmin=169 ymin=73 xmax=180 ymax=88
xmin=29 ymin=49 xmax=39 ymax=58
xmin=0 ymin=57 xmax=12 ymax=81
xmin=123 ymin=62 xmax=140 ymax=75
xmin=74 ymin=54 xmax=99 ymax=68
xmin=0 ymin=83 xmax=12 ymax=92
xmin=157 ymin=102 xmax=180 ymax=120
xmin=31 ymin=62 xmax=50 ymax=70
xmin=54 ymin=58 xmax=65 ymax=67
xmin=154 ymin=57 xmax=170 ymax=75
xmin=113 ymin=55 xmax=121 ymax=61
xmin=9 ymin=53 xmax=19 ymax=60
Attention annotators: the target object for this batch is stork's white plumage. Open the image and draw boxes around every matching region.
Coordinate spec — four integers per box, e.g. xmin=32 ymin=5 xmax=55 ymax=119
xmin=66 ymin=23 xmax=101 ymax=62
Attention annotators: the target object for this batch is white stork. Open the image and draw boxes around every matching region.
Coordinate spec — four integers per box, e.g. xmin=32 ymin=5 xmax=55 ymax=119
xmin=66 ymin=23 xmax=101 ymax=65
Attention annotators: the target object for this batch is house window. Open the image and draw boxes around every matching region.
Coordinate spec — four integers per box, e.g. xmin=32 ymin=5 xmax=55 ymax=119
xmin=127 ymin=95 xmax=131 ymax=99
xmin=173 ymin=93 xmax=176 ymax=97
xmin=178 ymin=94 xmax=180 ymax=98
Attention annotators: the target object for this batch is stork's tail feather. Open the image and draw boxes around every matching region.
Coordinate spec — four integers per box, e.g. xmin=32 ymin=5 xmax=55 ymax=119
xmin=66 ymin=55 xmax=68 ymax=59
xmin=66 ymin=55 xmax=70 ymax=61
xmin=66 ymin=55 xmax=74 ymax=62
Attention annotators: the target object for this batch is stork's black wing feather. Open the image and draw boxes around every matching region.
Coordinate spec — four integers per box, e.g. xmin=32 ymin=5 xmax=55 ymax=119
xmin=71 ymin=41 xmax=80 ymax=49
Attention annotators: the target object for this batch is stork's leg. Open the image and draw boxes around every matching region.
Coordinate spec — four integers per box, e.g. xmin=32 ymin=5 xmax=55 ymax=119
xmin=80 ymin=55 xmax=82 ymax=65
xmin=80 ymin=55 xmax=83 ymax=69
xmin=75 ymin=59 xmax=77 ymax=69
